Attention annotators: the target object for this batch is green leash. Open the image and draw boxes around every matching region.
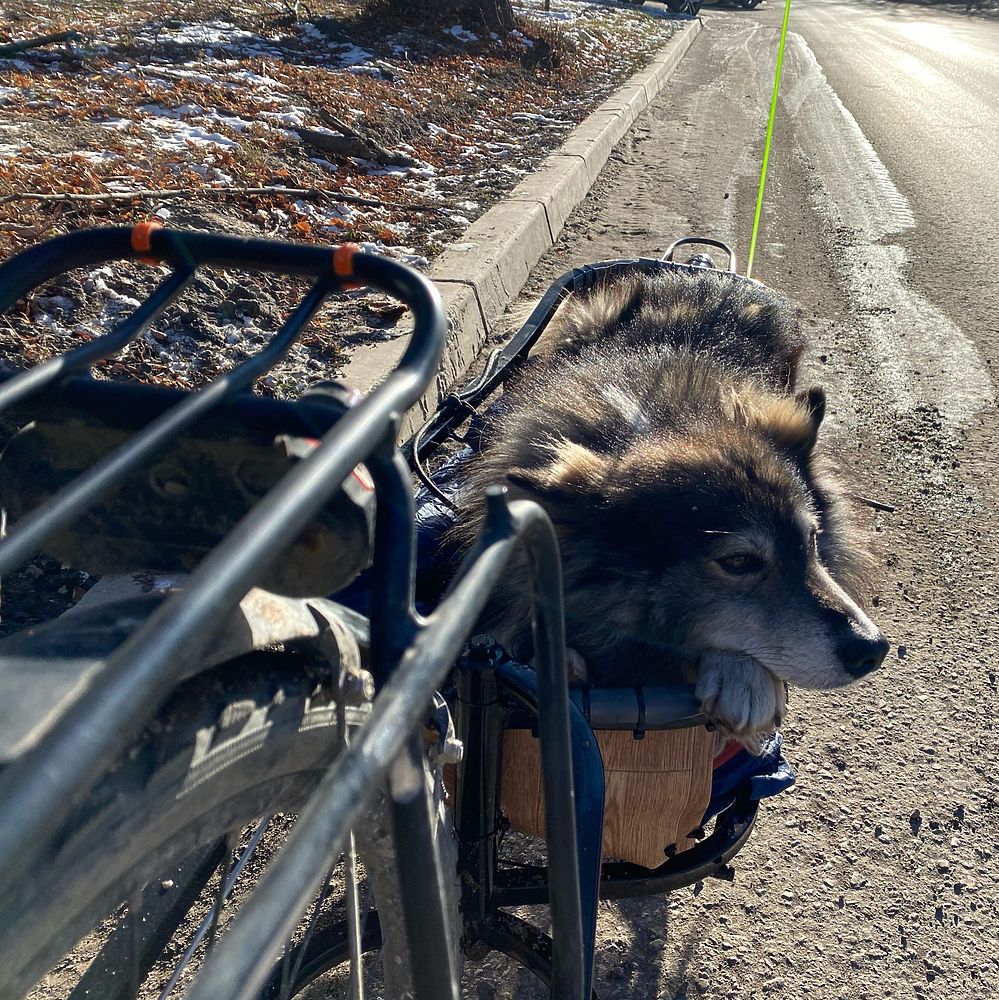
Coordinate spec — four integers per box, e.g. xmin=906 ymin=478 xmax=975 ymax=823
xmin=746 ymin=0 xmax=793 ymax=279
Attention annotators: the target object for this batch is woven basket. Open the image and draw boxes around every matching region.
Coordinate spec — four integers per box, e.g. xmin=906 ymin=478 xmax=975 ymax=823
xmin=501 ymin=726 xmax=714 ymax=869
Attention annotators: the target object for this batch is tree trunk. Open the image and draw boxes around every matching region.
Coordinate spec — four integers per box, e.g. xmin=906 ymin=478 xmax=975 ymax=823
xmin=383 ymin=1 xmax=516 ymax=32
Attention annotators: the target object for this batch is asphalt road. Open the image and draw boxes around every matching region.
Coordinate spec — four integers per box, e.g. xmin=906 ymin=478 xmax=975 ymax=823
xmin=472 ymin=2 xmax=999 ymax=998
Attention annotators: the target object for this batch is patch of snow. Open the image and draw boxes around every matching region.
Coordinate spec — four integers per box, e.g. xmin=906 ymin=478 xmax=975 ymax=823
xmin=149 ymin=21 xmax=256 ymax=47
xmin=154 ymin=66 xmax=217 ymax=85
xmin=140 ymin=103 xmax=206 ymax=119
xmin=332 ymin=44 xmax=376 ymax=67
xmin=309 ymin=157 xmax=340 ymax=173
xmin=184 ymin=162 xmax=235 ymax=184
xmin=448 ymin=26 xmax=479 ymax=43
xmin=228 ymin=69 xmax=285 ymax=89
xmin=36 ymin=294 xmax=75 ymax=315
xmin=259 ymin=107 xmax=311 ymax=127
xmin=138 ymin=115 xmax=239 ymax=151
xmin=213 ymin=115 xmax=250 ymax=134
xmin=511 ymin=112 xmax=573 ymax=127
xmin=347 ymin=65 xmax=387 ymax=79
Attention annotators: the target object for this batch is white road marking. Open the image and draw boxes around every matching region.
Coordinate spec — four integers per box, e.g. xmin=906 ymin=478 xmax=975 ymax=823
xmin=778 ymin=33 xmax=995 ymax=427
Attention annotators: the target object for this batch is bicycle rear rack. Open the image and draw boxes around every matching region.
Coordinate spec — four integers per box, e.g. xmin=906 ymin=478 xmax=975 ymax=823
xmin=0 ymin=227 xmax=594 ymax=1000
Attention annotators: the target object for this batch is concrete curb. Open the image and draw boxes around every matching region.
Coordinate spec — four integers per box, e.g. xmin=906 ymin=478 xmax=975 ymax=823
xmin=344 ymin=16 xmax=704 ymax=437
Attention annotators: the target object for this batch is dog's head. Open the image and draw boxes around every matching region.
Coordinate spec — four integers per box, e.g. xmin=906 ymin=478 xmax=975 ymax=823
xmin=506 ymin=383 xmax=889 ymax=689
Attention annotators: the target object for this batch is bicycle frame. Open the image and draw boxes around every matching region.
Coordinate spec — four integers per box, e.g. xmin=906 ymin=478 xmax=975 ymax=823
xmin=0 ymin=228 xmax=593 ymax=999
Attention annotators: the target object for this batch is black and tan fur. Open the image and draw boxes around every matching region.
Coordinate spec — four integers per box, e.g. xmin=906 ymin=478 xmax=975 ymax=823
xmin=452 ymin=268 xmax=888 ymax=749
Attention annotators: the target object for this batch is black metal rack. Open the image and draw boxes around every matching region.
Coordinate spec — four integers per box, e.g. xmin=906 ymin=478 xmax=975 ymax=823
xmin=0 ymin=228 xmax=764 ymax=1000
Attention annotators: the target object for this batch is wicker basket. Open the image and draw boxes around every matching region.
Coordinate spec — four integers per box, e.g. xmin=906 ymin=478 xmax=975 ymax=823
xmin=501 ymin=726 xmax=714 ymax=869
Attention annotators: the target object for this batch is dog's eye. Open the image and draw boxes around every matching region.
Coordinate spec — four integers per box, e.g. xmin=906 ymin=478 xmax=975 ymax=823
xmin=716 ymin=553 xmax=766 ymax=576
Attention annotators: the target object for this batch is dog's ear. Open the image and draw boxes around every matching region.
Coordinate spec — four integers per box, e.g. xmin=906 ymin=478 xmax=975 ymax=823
xmin=764 ymin=385 xmax=825 ymax=460
xmin=507 ymin=439 xmax=611 ymax=498
xmin=792 ymin=385 xmax=826 ymax=455
xmin=728 ymin=384 xmax=826 ymax=460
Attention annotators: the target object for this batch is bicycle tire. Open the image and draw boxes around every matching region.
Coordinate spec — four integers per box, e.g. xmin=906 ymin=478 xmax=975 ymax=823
xmin=0 ymin=649 xmax=455 ymax=999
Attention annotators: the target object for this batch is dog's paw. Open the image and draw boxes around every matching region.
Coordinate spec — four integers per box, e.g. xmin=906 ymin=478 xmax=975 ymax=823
xmin=695 ymin=651 xmax=786 ymax=755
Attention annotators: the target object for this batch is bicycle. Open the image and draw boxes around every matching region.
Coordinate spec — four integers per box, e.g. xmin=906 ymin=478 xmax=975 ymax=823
xmin=0 ymin=227 xmax=790 ymax=999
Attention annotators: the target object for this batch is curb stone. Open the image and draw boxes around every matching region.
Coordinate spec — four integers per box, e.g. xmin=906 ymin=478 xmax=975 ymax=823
xmin=344 ymin=16 xmax=704 ymax=437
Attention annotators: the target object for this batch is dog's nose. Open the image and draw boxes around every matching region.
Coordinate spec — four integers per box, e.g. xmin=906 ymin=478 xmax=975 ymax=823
xmin=839 ymin=632 xmax=890 ymax=678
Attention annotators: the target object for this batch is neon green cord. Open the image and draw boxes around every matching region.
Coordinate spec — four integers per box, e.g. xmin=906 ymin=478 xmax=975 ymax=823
xmin=746 ymin=0 xmax=793 ymax=279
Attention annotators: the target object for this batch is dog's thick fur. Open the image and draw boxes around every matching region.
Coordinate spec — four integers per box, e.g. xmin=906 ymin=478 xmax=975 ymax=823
xmin=452 ymin=269 xmax=887 ymax=749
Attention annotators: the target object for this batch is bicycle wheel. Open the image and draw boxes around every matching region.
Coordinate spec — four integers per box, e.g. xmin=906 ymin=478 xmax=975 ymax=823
xmin=0 ymin=649 xmax=457 ymax=999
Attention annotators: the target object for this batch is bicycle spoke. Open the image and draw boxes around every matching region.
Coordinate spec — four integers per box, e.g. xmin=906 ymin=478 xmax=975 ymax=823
xmin=128 ymin=889 xmax=144 ymax=1000
xmin=345 ymin=831 xmax=365 ymax=1000
xmin=279 ymin=861 xmax=337 ymax=1000
xmin=70 ymin=843 xmax=227 ymax=1000
xmin=279 ymin=937 xmax=294 ymax=999
xmin=158 ymin=816 xmax=272 ymax=1000
xmin=204 ymin=829 xmax=239 ymax=957
xmin=336 ymin=669 xmax=366 ymax=1000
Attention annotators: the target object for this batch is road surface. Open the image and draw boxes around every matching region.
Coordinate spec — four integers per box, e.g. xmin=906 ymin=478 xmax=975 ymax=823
xmin=469 ymin=2 xmax=999 ymax=997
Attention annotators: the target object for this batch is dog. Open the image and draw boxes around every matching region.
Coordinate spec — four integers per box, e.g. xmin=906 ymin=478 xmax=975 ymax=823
xmin=452 ymin=266 xmax=889 ymax=751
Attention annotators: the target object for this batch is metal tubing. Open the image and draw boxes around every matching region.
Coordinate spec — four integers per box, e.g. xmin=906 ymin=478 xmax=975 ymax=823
xmin=0 ymin=267 xmax=193 ymax=415
xmin=0 ymin=279 xmax=331 ymax=575
xmin=453 ymin=647 xmax=504 ymax=929
xmin=478 ymin=910 xmax=565 ymax=996
xmin=366 ymin=445 xmax=420 ymax=686
xmin=569 ymin=685 xmax=705 ymax=731
xmin=491 ymin=801 xmax=759 ymax=906
xmin=387 ymin=734 xmax=460 ymax=999
xmin=170 ymin=495 xmax=563 ymax=1000
xmin=0 ymin=227 xmax=446 ymax=311
xmin=0 ymin=265 xmax=445 ymax=885
xmin=68 ymin=841 xmax=226 ymax=1000
xmin=0 ymin=228 xmax=135 ymax=310
xmin=496 ymin=659 xmax=603 ymax=1000
xmin=505 ymin=496 xmax=586 ymax=1000
xmin=0 ymin=372 xmax=351 ymax=439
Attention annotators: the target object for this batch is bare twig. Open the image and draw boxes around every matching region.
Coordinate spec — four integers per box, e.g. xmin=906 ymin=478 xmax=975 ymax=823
xmin=853 ymin=494 xmax=896 ymax=513
xmin=0 ymin=186 xmax=434 ymax=211
xmin=300 ymin=109 xmax=418 ymax=168
xmin=0 ymin=30 xmax=81 ymax=58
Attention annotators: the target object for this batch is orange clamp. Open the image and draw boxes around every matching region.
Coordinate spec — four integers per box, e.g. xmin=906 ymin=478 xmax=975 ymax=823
xmin=131 ymin=220 xmax=164 ymax=265
xmin=333 ymin=243 xmax=363 ymax=289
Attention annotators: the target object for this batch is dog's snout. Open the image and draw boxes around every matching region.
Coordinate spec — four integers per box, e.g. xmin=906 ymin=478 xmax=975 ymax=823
xmin=839 ymin=631 xmax=890 ymax=678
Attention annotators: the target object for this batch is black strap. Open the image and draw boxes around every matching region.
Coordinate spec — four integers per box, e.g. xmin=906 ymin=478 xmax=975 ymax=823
xmin=633 ymin=686 xmax=646 ymax=741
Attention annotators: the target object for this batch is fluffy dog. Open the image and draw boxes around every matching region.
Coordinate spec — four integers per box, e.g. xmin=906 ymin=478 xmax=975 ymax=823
xmin=453 ymin=267 xmax=888 ymax=750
